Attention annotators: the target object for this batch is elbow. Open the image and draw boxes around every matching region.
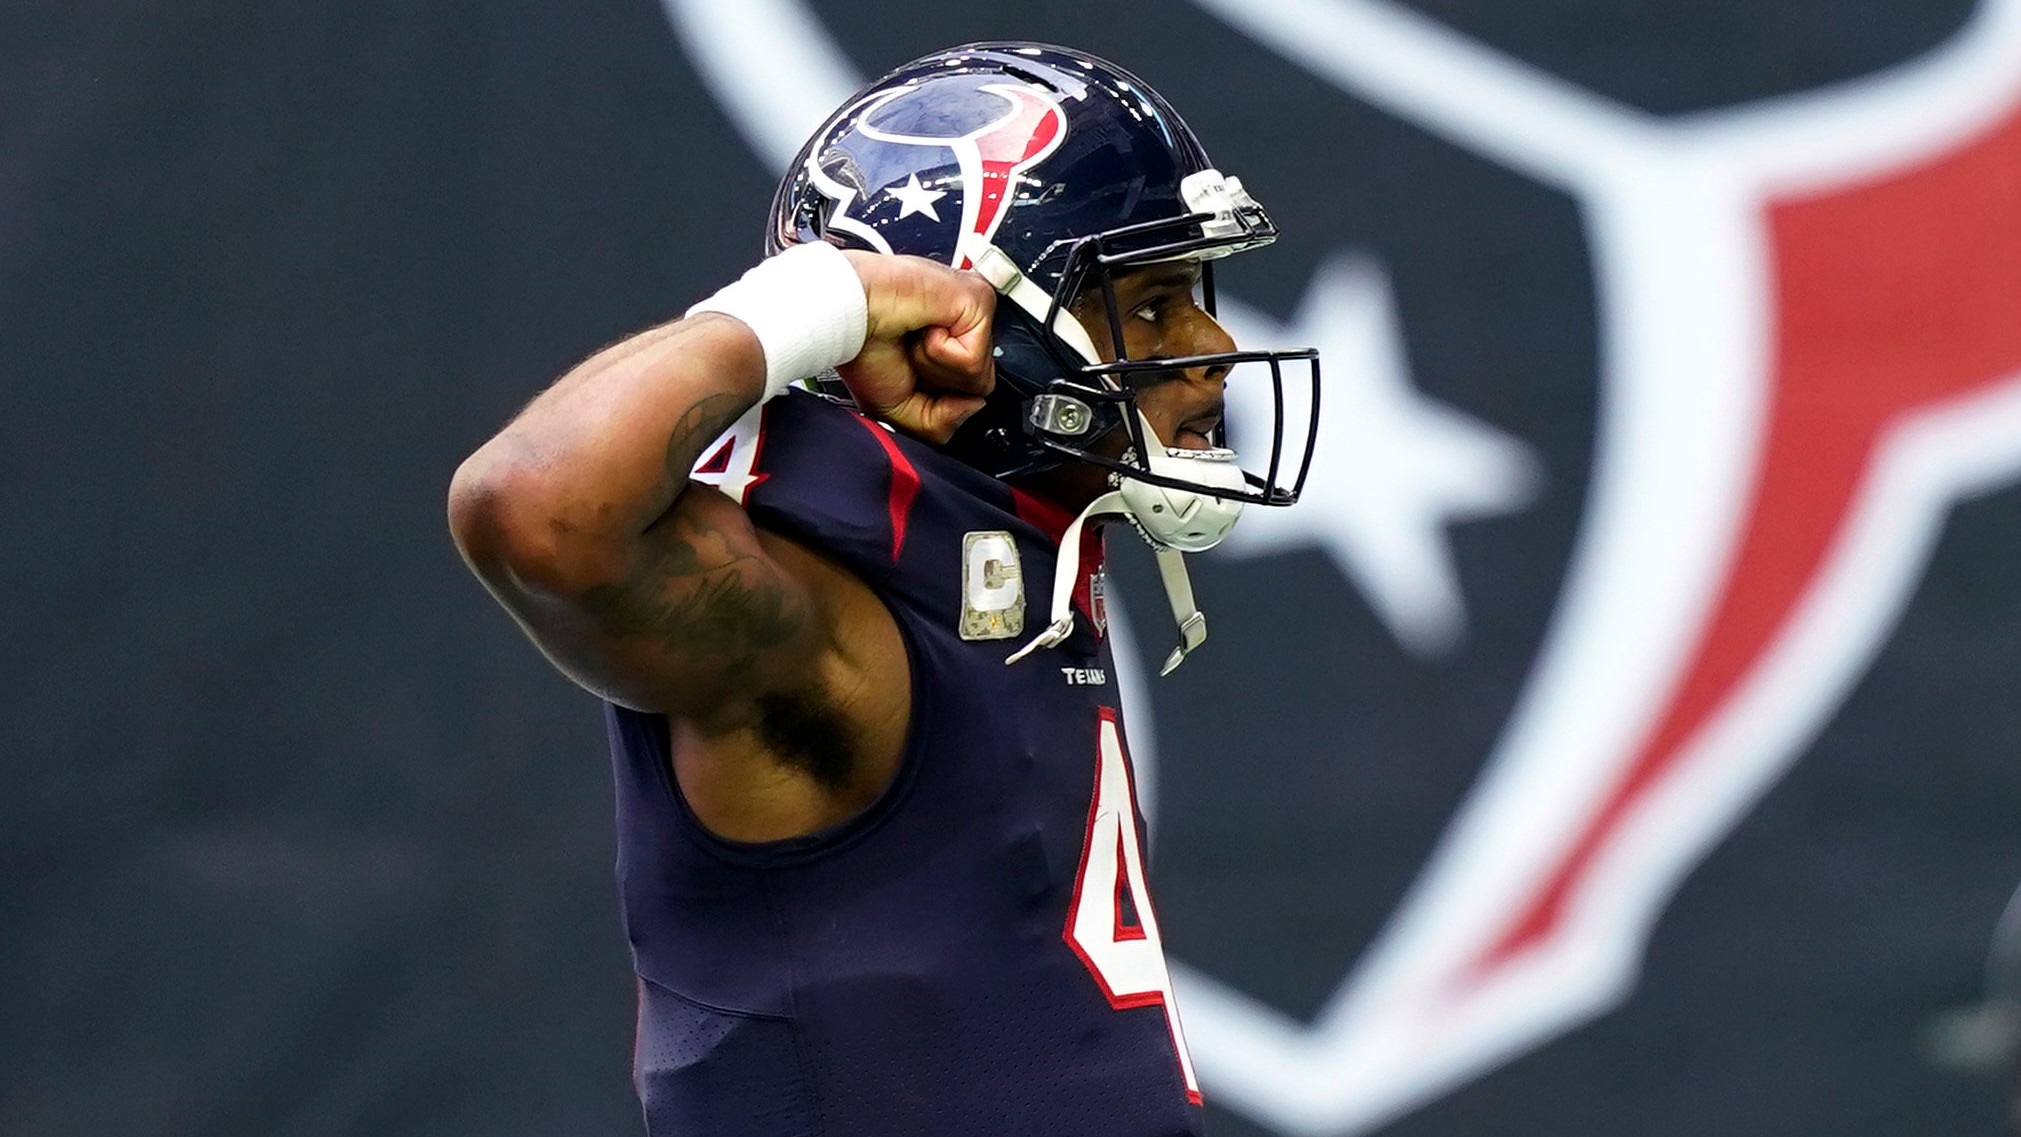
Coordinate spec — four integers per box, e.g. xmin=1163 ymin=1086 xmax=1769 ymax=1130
xmin=447 ymin=449 xmax=590 ymax=597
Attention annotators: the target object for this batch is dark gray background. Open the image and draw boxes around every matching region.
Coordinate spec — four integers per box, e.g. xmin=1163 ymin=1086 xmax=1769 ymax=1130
xmin=5 ymin=1 xmax=2015 ymax=1134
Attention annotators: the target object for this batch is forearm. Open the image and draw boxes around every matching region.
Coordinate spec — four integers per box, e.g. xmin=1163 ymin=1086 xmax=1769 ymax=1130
xmin=451 ymin=314 xmax=764 ymax=572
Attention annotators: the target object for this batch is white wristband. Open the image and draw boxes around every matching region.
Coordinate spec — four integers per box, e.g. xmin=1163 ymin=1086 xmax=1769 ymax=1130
xmin=686 ymin=241 xmax=869 ymax=401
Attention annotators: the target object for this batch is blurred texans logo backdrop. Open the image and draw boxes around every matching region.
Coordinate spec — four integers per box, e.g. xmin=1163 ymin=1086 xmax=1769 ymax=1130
xmin=669 ymin=1 xmax=2021 ymax=1134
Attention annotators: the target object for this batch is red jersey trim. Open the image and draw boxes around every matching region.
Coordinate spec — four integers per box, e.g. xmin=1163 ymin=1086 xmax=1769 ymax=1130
xmin=848 ymin=416 xmax=921 ymax=562
xmin=1011 ymin=486 xmax=1075 ymax=545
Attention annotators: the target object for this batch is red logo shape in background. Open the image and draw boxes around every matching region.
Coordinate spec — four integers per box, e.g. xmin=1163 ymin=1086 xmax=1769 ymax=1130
xmin=1473 ymin=94 xmax=2021 ymax=978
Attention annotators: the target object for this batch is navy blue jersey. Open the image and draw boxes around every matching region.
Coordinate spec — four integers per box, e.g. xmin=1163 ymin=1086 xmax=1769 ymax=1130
xmin=604 ymin=389 xmax=1205 ymax=1136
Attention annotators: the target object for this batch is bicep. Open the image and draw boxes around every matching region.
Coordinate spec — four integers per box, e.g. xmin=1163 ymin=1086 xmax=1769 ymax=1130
xmin=500 ymin=485 xmax=821 ymax=722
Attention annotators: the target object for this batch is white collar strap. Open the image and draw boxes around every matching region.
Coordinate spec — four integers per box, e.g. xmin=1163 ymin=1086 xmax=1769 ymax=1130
xmin=1003 ymin=490 xmax=1210 ymax=675
xmin=1005 ymin=491 xmax=1125 ymax=666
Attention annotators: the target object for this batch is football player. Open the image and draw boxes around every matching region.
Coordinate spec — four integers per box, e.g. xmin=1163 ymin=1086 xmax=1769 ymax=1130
xmin=449 ymin=42 xmax=1318 ymax=1136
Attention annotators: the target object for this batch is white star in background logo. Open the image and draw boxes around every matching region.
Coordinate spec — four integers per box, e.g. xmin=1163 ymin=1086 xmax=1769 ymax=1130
xmin=888 ymin=172 xmax=947 ymax=221
xmin=1218 ymin=253 xmax=1543 ymax=657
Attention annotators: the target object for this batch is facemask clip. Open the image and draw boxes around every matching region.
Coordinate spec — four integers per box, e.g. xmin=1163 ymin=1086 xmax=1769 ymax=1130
xmin=1029 ymin=393 xmax=1097 ymax=437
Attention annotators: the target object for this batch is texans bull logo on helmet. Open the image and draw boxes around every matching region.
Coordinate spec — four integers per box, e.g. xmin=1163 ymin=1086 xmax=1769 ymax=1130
xmin=662 ymin=0 xmax=2021 ymax=1133
xmin=808 ymin=76 xmax=1066 ymax=269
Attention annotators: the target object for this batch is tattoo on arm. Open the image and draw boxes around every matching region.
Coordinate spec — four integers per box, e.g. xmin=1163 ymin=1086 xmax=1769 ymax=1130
xmin=662 ymin=390 xmax=752 ymax=480
xmin=577 ymin=502 xmax=811 ymax=680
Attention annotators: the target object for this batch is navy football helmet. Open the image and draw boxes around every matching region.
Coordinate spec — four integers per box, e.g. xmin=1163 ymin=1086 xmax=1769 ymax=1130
xmin=767 ymin=41 xmax=1320 ymax=513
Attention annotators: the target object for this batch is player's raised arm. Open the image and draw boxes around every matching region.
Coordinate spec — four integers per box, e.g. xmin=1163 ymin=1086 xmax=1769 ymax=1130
xmin=445 ymin=245 xmax=994 ymax=723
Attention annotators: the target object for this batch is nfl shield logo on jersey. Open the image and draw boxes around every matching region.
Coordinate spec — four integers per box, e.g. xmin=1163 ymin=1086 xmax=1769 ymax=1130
xmin=1089 ymin=567 xmax=1108 ymax=637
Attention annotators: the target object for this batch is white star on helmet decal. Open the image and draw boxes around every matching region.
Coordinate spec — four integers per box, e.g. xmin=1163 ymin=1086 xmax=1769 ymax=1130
xmin=889 ymin=172 xmax=948 ymax=221
xmin=1218 ymin=254 xmax=1544 ymax=658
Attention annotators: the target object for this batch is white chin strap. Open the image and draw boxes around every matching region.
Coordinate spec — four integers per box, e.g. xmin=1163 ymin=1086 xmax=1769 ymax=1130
xmin=1003 ymin=491 xmax=1209 ymax=677
xmin=998 ymin=407 xmax=1248 ymax=678
xmin=965 ymin=235 xmax=1249 ymax=675
xmin=1002 ymin=427 xmax=1246 ymax=674
xmin=965 ymin=239 xmax=1105 ymax=364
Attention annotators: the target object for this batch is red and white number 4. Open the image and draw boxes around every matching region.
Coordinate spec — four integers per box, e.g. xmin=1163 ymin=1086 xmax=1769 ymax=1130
xmin=1066 ymin=709 xmax=1202 ymax=1104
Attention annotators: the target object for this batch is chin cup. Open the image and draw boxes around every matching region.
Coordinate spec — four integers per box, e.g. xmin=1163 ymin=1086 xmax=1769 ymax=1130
xmin=1114 ymin=419 xmax=1247 ymax=553
xmin=1006 ymin=414 xmax=1243 ymax=675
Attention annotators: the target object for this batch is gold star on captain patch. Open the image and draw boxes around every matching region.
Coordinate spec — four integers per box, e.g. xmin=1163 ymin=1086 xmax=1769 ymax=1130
xmin=889 ymin=173 xmax=947 ymax=222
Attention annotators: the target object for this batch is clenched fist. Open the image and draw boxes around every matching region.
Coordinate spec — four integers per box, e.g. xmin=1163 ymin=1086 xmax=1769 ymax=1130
xmin=837 ymin=251 xmax=997 ymax=444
